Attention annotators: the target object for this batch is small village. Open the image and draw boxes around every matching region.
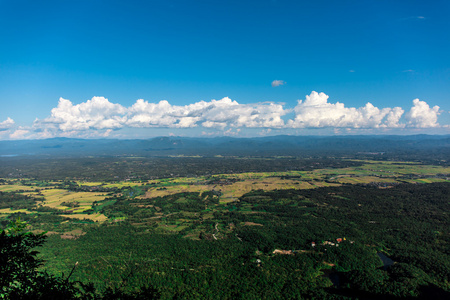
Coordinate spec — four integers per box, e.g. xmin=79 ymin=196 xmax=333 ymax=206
xmin=272 ymin=237 xmax=355 ymax=256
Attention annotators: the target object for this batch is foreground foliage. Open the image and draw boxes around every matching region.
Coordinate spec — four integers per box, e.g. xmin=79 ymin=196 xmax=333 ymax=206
xmin=0 ymin=219 xmax=160 ymax=299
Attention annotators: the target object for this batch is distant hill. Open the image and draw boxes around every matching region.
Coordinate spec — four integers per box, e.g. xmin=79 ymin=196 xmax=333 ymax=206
xmin=1 ymin=135 xmax=449 ymax=160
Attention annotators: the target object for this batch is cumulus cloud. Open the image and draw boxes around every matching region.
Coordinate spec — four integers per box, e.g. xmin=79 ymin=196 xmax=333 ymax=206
xmin=127 ymin=99 xmax=191 ymax=128
xmin=0 ymin=117 xmax=15 ymax=130
xmin=384 ymin=107 xmax=405 ymax=128
xmin=405 ymin=99 xmax=440 ymax=128
xmin=33 ymin=96 xmax=288 ymax=133
xmin=125 ymin=97 xmax=287 ymax=129
xmin=26 ymin=92 xmax=444 ymax=139
xmin=36 ymin=97 xmax=127 ymax=131
xmin=271 ymin=80 xmax=285 ymax=87
xmin=287 ymin=91 xmax=404 ymax=129
xmin=198 ymin=98 xmax=286 ymax=129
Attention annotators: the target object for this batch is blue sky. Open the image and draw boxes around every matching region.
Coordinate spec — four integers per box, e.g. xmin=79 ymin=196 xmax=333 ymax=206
xmin=1 ymin=0 xmax=449 ymax=139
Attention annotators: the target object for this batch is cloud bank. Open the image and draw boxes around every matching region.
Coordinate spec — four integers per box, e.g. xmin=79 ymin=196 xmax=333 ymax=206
xmin=3 ymin=92 xmax=445 ymax=139
xmin=34 ymin=96 xmax=287 ymax=133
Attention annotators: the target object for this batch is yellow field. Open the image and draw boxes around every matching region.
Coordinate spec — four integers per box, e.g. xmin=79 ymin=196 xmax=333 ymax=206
xmin=75 ymin=181 xmax=105 ymax=186
xmin=60 ymin=213 xmax=108 ymax=222
xmin=0 ymin=185 xmax=36 ymax=192
xmin=40 ymin=189 xmax=106 ymax=212
xmin=0 ymin=208 xmax=31 ymax=214
xmin=143 ymin=177 xmax=341 ymax=203
xmin=76 ymin=181 xmax=147 ymax=188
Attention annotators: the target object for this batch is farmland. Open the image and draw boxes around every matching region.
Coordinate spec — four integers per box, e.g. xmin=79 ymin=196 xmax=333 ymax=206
xmin=1 ymin=159 xmax=449 ymax=224
xmin=1 ymin=156 xmax=449 ymax=299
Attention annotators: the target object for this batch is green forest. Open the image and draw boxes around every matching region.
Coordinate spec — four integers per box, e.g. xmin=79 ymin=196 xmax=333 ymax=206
xmin=1 ymin=156 xmax=449 ymax=299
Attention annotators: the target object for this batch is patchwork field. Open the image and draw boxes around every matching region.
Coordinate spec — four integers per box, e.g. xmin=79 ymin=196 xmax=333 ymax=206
xmin=141 ymin=160 xmax=450 ymax=202
xmin=0 ymin=184 xmax=37 ymax=192
xmin=1 ymin=160 xmax=449 ymax=223
xmin=40 ymin=189 xmax=107 ymax=212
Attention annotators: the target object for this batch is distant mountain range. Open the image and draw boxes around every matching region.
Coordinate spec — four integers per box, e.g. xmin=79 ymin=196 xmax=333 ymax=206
xmin=1 ymin=135 xmax=449 ymax=158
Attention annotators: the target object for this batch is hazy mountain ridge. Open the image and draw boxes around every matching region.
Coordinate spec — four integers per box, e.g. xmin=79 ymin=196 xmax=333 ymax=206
xmin=1 ymin=135 xmax=449 ymax=158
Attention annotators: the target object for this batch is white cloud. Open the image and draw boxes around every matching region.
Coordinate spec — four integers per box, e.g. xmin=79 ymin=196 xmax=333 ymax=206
xmin=405 ymin=99 xmax=440 ymax=128
xmin=101 ymin=129 xmax=113 ymax=137
xmin=25 ymin=92 xmax=445 ymax=139
xmin=287 ymin=91 xmax=403 ymax=129
xmin=128 ymin=97 xmax=288 ymax=129
xmin=9 ymin=129 xmax=29 ymax=139
xmin=259 ymin=128 xmax=272 ymax=136
xmin=198 ymin=98 xmax=287 ymax=128
xmin=0 ymin=117 xmax=15 ymax=130
xmin=37 ymin=97 xmax=127 ymax=131
xmin=271 ymin=80 xmax=285 ymax=87
xmin=33 ymin=96 xmax=288 ymax=134
xmin=126 ymin=99 xmax=188 ymax=128
xmin=223 ymin=128 xmax=241 ymax=136
xmin=384 ymin=107 xmax=405 ymax=128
